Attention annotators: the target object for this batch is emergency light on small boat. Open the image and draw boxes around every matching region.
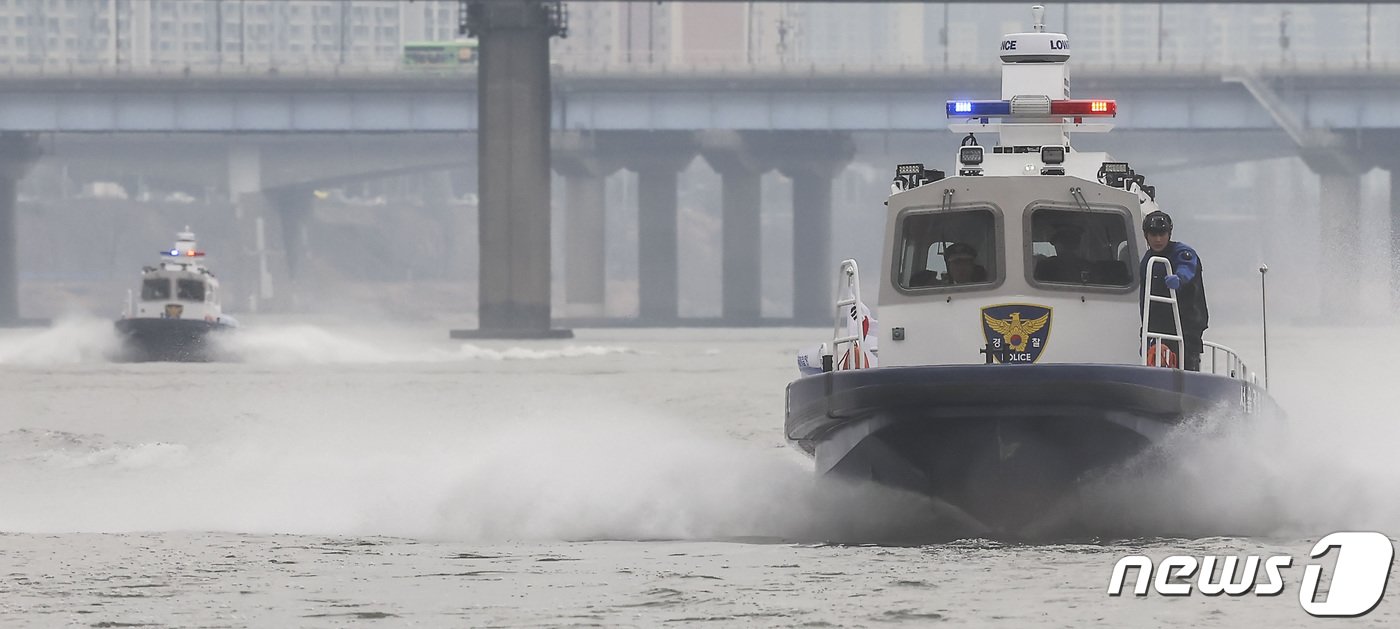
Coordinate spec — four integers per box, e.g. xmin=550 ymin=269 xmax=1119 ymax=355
xmin=946 ymin=99 xmax=1116 ymax=118
xmin=164 ymin=249 xmax=205 ymax=257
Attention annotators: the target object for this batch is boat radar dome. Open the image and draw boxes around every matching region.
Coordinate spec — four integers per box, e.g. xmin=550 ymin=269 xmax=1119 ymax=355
xmin=1000 ymin=5 xmax=1068 ymax=63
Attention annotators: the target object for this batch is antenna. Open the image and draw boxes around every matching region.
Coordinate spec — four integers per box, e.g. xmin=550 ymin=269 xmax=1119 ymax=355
xmin=1259 ymin=264 xmax=1269 ymax=389
xmin=1032 ymin=5 xmax=1046 ymax=32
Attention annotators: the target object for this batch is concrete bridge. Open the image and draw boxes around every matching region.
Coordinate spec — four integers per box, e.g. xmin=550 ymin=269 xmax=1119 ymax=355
xmin=1 ymin=63 xmax=1398 ymax=133
xmin=1 ymin=58 xmax=1397 ymax=328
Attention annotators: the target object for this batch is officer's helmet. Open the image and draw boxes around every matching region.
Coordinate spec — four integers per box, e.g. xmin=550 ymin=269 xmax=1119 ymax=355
xmin=1143 ymin=211 xmax=1173 ymax=234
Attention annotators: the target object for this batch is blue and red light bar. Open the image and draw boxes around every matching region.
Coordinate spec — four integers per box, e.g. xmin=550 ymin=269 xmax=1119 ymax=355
xmin=946 ymin=99 xmax=1116 ymax=118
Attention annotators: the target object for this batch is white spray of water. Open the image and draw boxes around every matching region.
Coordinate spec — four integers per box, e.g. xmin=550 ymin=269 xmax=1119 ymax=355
xmin=0 ymin=315 xmax=123 ymax=364
xmin=7 ymin=321 xmax=1399 ymax=544
xmin=426 ymin=414 xmax=953 ymax=543
xmin=1064 ymin=324 xmax=1400 ymax=539
xmin=0 ymin=316 xmax=635 ymax=366
xmin=0 ymin=397 xmax=946 ymax=543
xmin=213 ymin=324 xmax=638 ymax=364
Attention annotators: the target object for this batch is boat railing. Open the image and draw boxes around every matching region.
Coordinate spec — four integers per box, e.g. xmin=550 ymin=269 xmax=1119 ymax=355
xmin=1141 ymin=256 xmax=1255 ymax=383
xmin=1140 ymin=256 xmax=1185 ymax=368
xmin=828 ymin=259 xmax=871 ymax=371
xmin=1202 ymin=340 xmax=1255 ymax=383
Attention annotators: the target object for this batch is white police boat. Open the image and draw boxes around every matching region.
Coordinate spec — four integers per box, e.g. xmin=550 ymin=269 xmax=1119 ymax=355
xmin=114 ymin=228 xmax=239 ymax=362
xmin=785 ymin=6 xmax=1276 ymax=536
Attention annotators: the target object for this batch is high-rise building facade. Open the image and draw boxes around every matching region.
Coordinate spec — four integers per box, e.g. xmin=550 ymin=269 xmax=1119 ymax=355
xmin=0 ymin=0 xmax=460 ymax=67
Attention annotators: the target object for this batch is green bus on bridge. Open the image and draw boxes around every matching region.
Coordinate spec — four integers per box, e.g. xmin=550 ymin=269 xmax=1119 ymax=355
xmin=403 ymin=40 xmax=478 ymax=66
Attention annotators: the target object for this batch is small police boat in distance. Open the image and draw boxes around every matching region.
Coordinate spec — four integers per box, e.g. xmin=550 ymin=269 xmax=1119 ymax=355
xmin=785 ymin=6 xmax=1276 ymax=536
xmin=114 ymin=228 xmax=239 ymax=362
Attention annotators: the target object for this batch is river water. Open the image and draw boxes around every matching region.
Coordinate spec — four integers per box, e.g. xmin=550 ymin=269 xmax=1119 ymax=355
xmin=2 ymin=316 xmax=1398 ymax=627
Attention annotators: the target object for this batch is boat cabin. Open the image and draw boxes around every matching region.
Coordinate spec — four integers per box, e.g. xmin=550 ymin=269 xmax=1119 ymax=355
xmin=864 ymin=5 xmax=1160 ymax=370
xmin=876 ymin=171 xmax=1147 ymax=368
xmin=125 ymin=230 xmax=224 ymax=322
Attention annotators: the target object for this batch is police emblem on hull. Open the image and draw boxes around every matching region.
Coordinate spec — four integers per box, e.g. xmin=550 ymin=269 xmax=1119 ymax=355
xmin=981 ymin=304 xmax=1052 ymax=364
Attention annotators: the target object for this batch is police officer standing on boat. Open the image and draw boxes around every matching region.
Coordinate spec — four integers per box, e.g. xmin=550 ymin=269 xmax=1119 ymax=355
xmin=1139 ymin=211 xmax=1209 ymax=371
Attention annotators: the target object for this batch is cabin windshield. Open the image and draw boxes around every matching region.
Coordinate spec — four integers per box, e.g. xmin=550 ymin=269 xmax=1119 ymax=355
xmin=177 ymin=279 xmax=206 ymax=301
xmin=1029 ymin=207 xmax=1135 ymax=287
xmin=898 ymin=209 xmax=998 ymax=289
xmin=141 ymin=278 xmax=171 ymax=300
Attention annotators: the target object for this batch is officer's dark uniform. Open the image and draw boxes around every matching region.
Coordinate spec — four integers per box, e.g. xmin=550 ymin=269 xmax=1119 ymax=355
xmin=1139 ymin=239 xmax=1209 ymax=371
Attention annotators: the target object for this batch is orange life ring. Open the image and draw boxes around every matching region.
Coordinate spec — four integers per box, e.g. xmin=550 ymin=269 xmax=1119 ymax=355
xmin=1147 ymin=341 xmax=1179 ymax=368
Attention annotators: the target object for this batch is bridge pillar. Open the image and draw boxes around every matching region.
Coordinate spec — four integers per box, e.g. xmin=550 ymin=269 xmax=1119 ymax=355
xmin=564 ymin=175 xmax=607 ymax=315
xmin=454 ymin=0 xmax=569 ymax=339
xmin=0 ymin=133 xmax=41 ymax=326
xmin=634 ymin=156 xmax=694 ymax=323
xmin=225 ymin=143 xmax=283 ymax=312
xmin=227 ymin=144 xmax=261 ymax=219
xmin=618 ymin=133 xmax=698 ymax=323
xmin=1391 ymin=166 xmax=1400 ymax=308
xmin=1306 ymin=155 xmax=1366 ymax=319
xmin=1314 ymin=171 xmax=1363 ymax=319
xmin=264 ymin=186 xmax=314 ymax=283
xmin=553 ymin=133 xmax=620 ymax=319
xmin=701 ymin=131 xmax=771 ymax=324
xmin=776 ymin=133 xmax=856 ymax=325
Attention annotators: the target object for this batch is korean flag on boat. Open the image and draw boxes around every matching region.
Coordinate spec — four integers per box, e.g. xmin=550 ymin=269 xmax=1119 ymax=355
xmin=794 ymin=297 xmax=879 ymax=375
xmin=839 ymin=299 xmax=879 ymax=370
xmin=981 ymin=304 xmax=1052 ymax=364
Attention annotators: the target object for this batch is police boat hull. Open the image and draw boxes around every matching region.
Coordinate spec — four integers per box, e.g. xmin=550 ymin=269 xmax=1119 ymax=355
xmin=113 ymin=318 xmax=234 ymax=363
xmin=785 ymin=363 xmax=1270 ymax=534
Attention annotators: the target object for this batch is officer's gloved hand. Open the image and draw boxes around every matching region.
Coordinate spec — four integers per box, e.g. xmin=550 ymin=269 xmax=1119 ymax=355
xmin=1164 ymin=274 xmax=1181 ymax=290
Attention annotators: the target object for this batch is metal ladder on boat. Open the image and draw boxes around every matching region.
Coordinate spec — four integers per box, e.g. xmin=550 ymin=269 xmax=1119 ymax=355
xmin=1141 ymin=256 xmax=1254 ymax=382
xmin=1140 ymin=256 xmax=1185 ymax=369
xmin=826 ymin=259 xmax=870 ymax=372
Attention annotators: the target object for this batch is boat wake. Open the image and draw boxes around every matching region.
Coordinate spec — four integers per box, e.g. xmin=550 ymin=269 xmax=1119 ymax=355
xmin=0 ymin=316 xmax=636 ymax=366
xmin=0 ymin=428 xmax=190 ymax=471
xmin=213 ymin=325 xmax=638 ymax=364
xmin=430 ymin=415 xmax=983 ymax=545
xmin=1013 ymin=392 xmax=1400 ymax=541
xmin=0 ymin=409 xmax=971 ymax=544
xmin=0 ymin=315 xmax=124 ymax=365
xmin=2 ymin=386 xmax=1396 ymax=545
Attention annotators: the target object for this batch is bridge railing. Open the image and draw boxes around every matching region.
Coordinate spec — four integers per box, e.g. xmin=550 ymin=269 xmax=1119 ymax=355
xmin=0 ymin=61 xmax=419 ymax=78
xmin=4 ymin=56 xmax=1400 ymax=80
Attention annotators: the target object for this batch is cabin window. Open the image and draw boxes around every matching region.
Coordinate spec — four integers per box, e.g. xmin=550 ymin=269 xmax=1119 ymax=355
xmin=1028 ymin=208 xmax=1134 ymax=287
xmin=897 ymin=209 xmax=998 ymax=289
xmin=141 ymin=278 xmax=171 ymax=300
xmin=177 ymin=279 xmax=206 ymax=302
